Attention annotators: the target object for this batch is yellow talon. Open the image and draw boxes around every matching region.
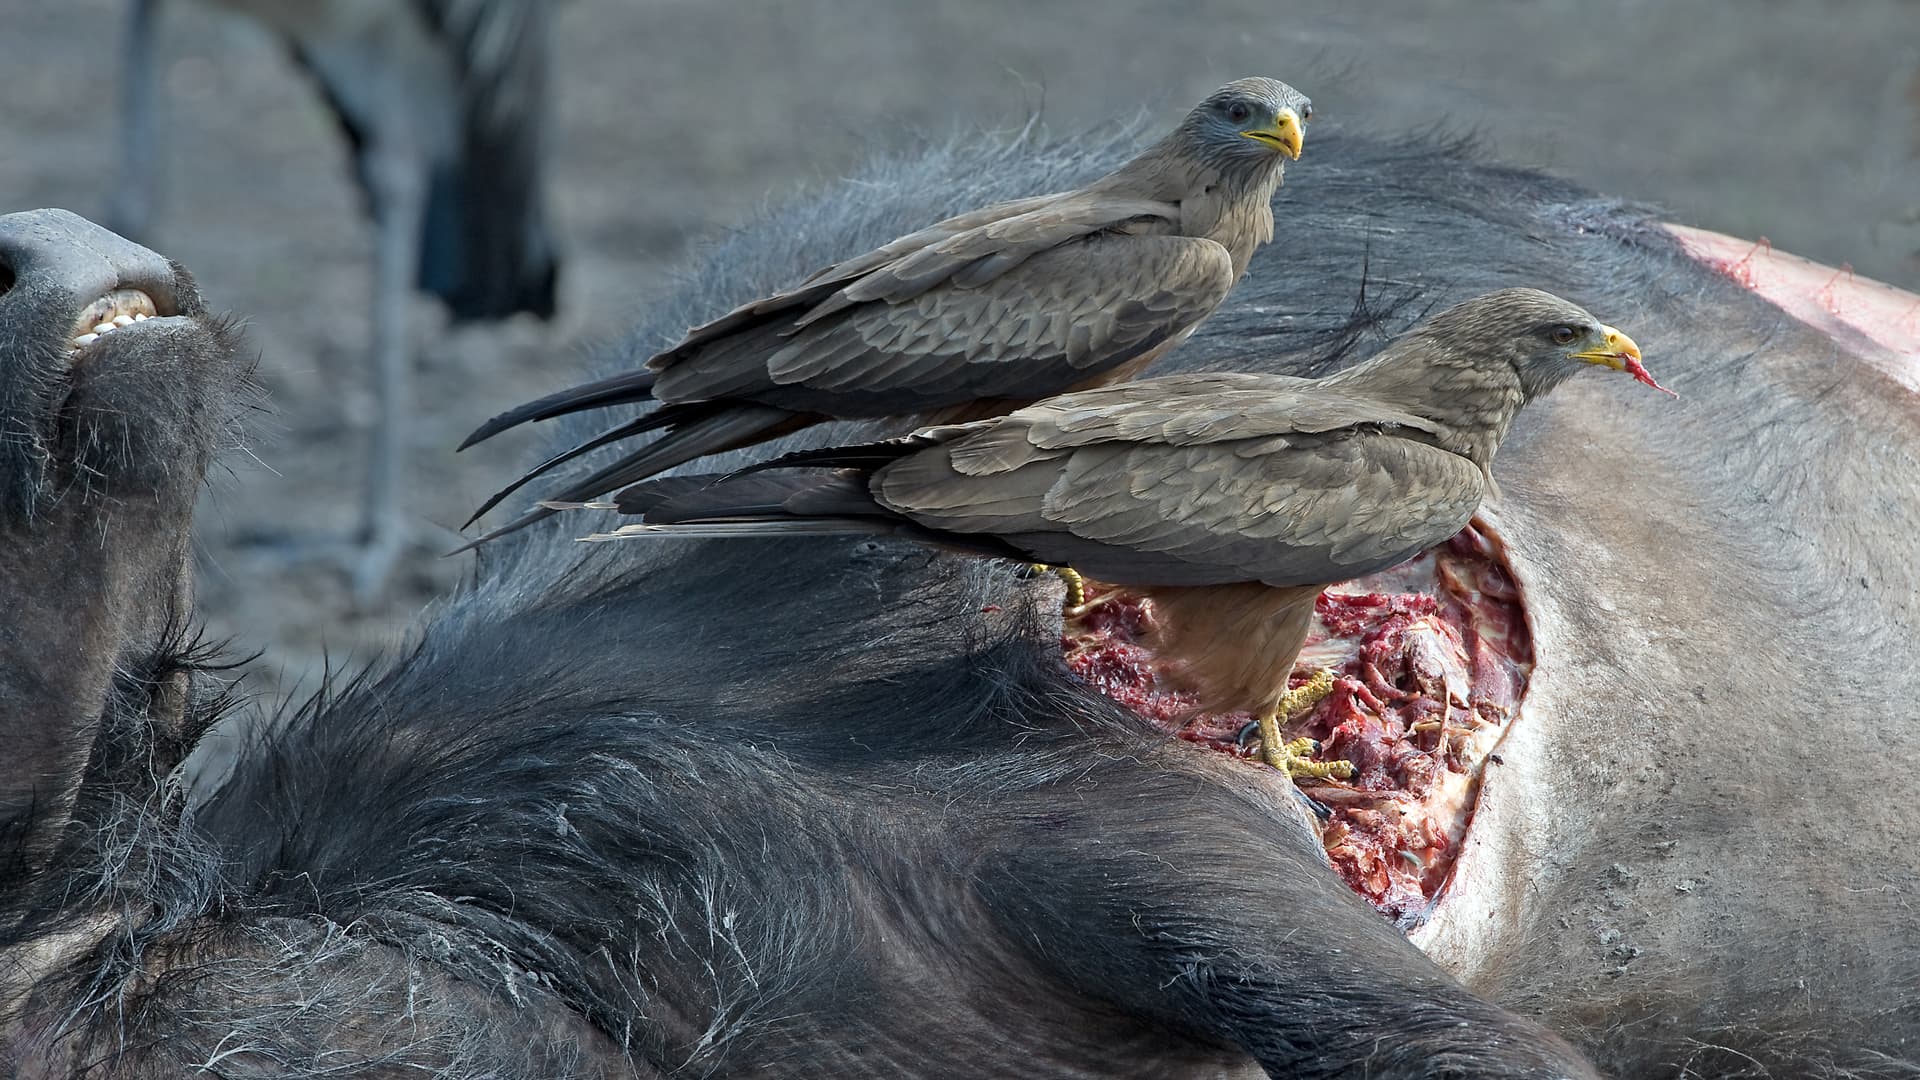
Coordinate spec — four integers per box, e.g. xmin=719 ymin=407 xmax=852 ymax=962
xmin=1028 ymin=563 xmax=1087 ymax=611
xmin=1255 ymin=669 xmax=1354 ymax=780
xmin=1276 ymin=667 xmax=1337 ymax=721
xmin=1288 ymin=752 xmax=1357 ymax=782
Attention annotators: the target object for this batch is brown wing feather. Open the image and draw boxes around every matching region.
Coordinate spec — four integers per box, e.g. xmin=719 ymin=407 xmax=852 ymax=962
xmin=652 ymin=234 xmax=1234 ymax=416
xmin=876 ymin=417 xmax=1488 ymax=589
xmin=939 ymin=373 xmax=1449 ymax=477
xmin=648 ymin=190 xmax=1174 ymax=376
xmin=1035 ymin=435 xmax=1487 ymax=585
xmin=791 ymin=193 xmax=1066 ymax=288
xmin=817 ymin=194 xmax=1178 ymax=310
xmin=1009 ymin=373 xmax=1449 ymax=450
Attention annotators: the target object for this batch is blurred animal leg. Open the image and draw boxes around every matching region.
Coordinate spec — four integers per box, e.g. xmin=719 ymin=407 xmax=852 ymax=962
xmin=108 ymin=0 xmax=164 ymax=241
xmin=351 ymin=135 xmax=427 ymax=602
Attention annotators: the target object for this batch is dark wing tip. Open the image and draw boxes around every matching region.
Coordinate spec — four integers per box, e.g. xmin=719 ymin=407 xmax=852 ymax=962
xmin=727 ymin=428 xmax=960 ymax=478
xmin=460 ymin=413 xmax=676 ymax=527
xmin=458 ymin=368 xmax=661 ymax=450
xmin=608 ymin=475 xmax=725 ymax=517
xmin=448 ymin=503 xmax=562 ymax=554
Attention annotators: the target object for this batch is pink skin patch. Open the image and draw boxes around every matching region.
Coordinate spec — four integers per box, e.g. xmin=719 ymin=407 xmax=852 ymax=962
xmin=1062 ymin=521 xmax=1530 ymax=925
xmin=1668 ymin=224 xmax=1920 ymax=392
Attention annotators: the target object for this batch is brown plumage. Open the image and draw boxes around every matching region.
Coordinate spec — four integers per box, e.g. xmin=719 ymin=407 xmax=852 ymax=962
xmin=581 ymin=288 xmax=1669 ymax=776
xmin=456 ymin=77 xmax=1313 ymax=545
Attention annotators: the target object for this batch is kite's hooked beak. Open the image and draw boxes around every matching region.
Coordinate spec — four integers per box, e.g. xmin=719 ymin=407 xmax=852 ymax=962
xmin=1242 ymin=108 xmax=1305 ymax=160
xmin=1575 ymin=326 xmax=1676 ymax=397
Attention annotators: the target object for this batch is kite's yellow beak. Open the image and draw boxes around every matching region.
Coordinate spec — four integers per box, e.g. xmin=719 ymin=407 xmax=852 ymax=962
xmin=1575 ymin=325 xmax=1677 ymax=396
xmin=1242 ymin=108 xmax=1305 ymax=160
xmin=1572 ymin=326 xmax=1641 ymax=372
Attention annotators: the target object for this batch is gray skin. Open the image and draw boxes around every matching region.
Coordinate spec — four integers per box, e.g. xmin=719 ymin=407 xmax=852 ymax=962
xmin=0 ymin=210 xmax=236 ymax=860
xmin=2 ymin=115 xmax=1918 ymax=1078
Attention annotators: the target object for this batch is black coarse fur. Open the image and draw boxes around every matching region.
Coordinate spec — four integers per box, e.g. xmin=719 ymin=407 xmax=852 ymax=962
xmin=10 ymin=119 xmax=1910 ymax=1078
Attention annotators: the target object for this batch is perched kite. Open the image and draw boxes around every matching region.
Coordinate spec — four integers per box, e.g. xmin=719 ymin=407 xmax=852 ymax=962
xmin=578 ymin=289 xmax=1671 ymax=777
xmin=458 ymin=77 xmax=1312 ymax=543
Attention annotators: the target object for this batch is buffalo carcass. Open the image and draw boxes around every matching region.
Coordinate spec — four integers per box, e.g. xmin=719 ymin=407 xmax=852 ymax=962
xmin=2 ymin=120 xmax=1917 ymax=1078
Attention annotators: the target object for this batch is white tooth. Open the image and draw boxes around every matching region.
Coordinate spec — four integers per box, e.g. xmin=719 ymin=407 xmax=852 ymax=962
xmin=92 ymin=322 xmax=115 ymax=335
xmin=75 ymin=333 xmax=98 ymax=346
xmin=112 ymin=315 xmax=134 ymax=327
xmin=133 ymin=312 xmax=149 ymax=321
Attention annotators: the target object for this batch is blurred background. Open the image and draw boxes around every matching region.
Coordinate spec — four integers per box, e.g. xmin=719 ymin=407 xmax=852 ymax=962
xmin=3 ymin=0 xmax=1916 ymax=702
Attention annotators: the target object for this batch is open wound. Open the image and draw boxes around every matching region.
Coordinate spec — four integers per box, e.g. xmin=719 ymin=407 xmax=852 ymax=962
xmin=1062 ymin=519 xmax=1531 ymax=927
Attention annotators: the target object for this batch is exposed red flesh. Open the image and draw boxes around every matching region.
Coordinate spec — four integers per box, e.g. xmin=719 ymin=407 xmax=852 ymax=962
xmin=1623 ymin=354 xmax=1678 ymax=397
xmin=1061 ymin=521 xmax=1532 ymax=925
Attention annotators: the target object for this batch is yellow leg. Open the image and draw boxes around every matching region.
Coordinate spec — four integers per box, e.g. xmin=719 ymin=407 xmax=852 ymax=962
xmin=1028 ymin=563 xmax=1086 ymax=610
xmin=1276 ymin=667 xmax=1337 ymax=719
xmin=1256 ymin=669 xmax=1354 ymax=780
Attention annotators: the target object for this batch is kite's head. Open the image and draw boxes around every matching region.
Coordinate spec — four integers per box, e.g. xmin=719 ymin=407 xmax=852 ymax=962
xmin=1567 ymin=323 xmax=1674 ymax=396
xmin=1181 ymin=77 xmax=1311 ymax=169
xmin=1421 ymin=288 xmax=1675 ymax=400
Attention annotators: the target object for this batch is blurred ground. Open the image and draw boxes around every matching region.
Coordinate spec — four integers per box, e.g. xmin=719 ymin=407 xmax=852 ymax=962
xmin=2 ymin=0 xmax=1916 ymax=702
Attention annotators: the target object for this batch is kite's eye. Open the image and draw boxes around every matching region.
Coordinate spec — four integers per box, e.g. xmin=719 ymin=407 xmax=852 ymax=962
xmin=1299 ymin=103 xmax=1314 ymax=122
xmin=1226 ymin=102 xmax=1252 ymax=124
xmin=1550 ymin=325 xmax=1578 ymax=345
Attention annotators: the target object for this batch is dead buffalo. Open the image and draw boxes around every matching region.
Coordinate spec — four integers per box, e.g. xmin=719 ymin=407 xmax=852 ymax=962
xmin=1 ymin=121 xmax=1915 ymax=1077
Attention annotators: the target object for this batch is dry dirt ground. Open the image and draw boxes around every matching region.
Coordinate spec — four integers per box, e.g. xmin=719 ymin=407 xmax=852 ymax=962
xmin=3 ymin=0 xmax=1917 ymax=704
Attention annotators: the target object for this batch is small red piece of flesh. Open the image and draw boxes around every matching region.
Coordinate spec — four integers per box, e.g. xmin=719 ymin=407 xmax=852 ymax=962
xmin=1624 ymin=354 xmax=1678 ymax=397
xmin=1061 ymin=521 xmax=1532 ymax=926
